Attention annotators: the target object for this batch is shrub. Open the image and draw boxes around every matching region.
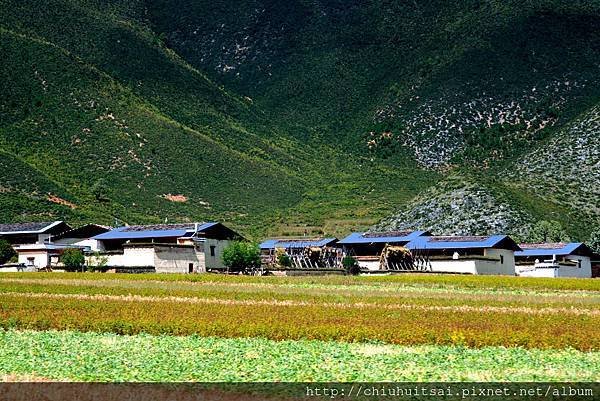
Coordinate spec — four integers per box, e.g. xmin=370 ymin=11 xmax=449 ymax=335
xmin=222 ymin=241 xmax=261 ymax=273
xmin=342 ymin=255 xmax=360 ymax=275
xmin=61 ymin=248 xmax=85 ymax=271
xmin=0 ymin=240 xmax=16 ymax=265
xmin=277 ymin=252 xmax=292 ymax=268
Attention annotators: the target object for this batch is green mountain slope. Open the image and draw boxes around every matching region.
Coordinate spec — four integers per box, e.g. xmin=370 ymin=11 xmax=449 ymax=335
xmin=0 ymin=0 xmax=435 ymax=237
xmin=0 ymin=27 xmax=303 ymax=224
xmin=1 ymin=0 xmax=598 ymax=239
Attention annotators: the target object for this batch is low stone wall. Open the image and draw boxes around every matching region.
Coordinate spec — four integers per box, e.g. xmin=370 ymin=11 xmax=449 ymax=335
xmin=112 ymin=266 xmax=156 ymax=274
xmin=270 ymin=269 xmax=345 ymax=276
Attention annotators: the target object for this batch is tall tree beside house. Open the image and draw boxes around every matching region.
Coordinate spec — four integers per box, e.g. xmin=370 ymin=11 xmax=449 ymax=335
xmin=61 ymin=248 xmax=85 ymax=272
xmin=222 ymin=242 xmax=261 ymax=273
xmin=524 ymin=220 xmax=571 ymax=243
xmin=0 ymin=240 xmax=16 ymax=265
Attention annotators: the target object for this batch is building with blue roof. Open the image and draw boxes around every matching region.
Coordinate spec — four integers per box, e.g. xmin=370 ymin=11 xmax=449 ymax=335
xmin=404 ymin=235 xmax=521 ymax=275
xmin=338 ymin=230 xmax=431 ymax=271
xmin=339 ymin=230 xmax=521 ymax=275
xmin=515 ymin=242 xmax=593 ymax=278
xmin=91 ymin=222 xmax=242 ymax=273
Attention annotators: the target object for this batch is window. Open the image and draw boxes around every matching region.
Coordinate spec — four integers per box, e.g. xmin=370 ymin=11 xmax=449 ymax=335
xmin=210 ymin=245 xmax=216 ymax=257
xmin=27 ymin=257 xmax=35 ymax=266
xmin=500 ymin=255 xmax=504 ymax=264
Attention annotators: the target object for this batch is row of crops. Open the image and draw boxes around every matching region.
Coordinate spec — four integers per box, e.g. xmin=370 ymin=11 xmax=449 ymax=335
xmin=0 ymin=273 xmax=598 ymax=350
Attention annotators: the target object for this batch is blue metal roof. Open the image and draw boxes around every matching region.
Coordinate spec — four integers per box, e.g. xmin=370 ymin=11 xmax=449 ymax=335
xmin=515 ymin=243 xmax=588 ymax=257
xmin=406 ymin=235 xmax=521 ymax=251
xmin=93 ymin=223 xmax=218 ymax=241
xmin=337 ymin=230 xmax=429 ymax=245
xmin=259 ymin=238 xmax=337 ymax=250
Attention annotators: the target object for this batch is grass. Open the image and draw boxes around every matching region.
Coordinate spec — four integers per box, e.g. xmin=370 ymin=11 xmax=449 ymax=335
xmin=0 ymin=329 xmax=598 ymax=382
xmin=0 ymin=273 xmax=598 ymax=350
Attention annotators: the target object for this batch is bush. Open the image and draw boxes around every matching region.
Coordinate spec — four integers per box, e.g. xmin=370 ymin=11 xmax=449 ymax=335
xmin=61 ymin=248 xmax=85 ymax=271
xmin=277 ymin=252 xmax=292 ymax=268
xmin=222 ymin=242 xmax=261 ymax=273
xmin=342 ymin=255 xmax=360 ymax=275
xmin=0 ymin=240 xmax=16 ymax=265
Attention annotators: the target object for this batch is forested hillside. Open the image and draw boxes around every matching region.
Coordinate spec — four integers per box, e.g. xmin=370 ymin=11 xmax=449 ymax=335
xmin=1 ymin=1 xmax=598 ymax=239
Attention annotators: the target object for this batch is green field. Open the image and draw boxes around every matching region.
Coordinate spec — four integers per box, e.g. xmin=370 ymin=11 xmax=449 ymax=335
xmin=0 ymin=272 xmax=598 ymax=382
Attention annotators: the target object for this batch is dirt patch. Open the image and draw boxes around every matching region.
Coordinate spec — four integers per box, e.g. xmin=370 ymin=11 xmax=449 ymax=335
xmin=46 ymin=194 xmax=76 ymax=209
xmin=161 ymin=194 xmax=188 ymax=203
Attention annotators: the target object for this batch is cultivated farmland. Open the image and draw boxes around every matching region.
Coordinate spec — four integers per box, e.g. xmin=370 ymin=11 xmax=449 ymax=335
xmin=0 ymin=273 xmax=599 ymax=381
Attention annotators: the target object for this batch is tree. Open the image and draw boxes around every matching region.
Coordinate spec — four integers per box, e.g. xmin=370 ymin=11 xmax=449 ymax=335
xmin=588 ymin=228 xmax=600 ymax=255
xmin=524 ymin=220 xmax=570 ymax=243
xmin=222 ymin=241 xmax=261 ymax=273
xmin=0 ymin=240 xmax=16 ymax=265
xmin=61 ymin=248 xmax=85 ymax=271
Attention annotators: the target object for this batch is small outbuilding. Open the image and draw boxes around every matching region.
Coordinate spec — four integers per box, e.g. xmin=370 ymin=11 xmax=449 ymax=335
xmin=15 ymin=243 xmax=89 ymax=270
xmin=515 ymin=243 xmax=594 ymax=278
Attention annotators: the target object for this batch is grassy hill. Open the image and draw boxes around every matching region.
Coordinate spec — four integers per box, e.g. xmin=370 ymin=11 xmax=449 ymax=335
xmin=1 ymin=0 xmax=598 ymax=239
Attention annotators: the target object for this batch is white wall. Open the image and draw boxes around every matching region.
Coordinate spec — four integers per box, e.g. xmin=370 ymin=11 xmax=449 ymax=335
xmin=430 ymin=260 xmax=478 ymax=274
xmin=18 ymin=251 xmax=49 ymax=268
xmin=203 ymin=239 xmax=229 ymax=269
xmin=121 ymin=246 xmax=155 ymax=267
xmin=37 ymin=233 xmax=51 ymax=244
xmin=429 ymin=257 xmax=514 ymax=276
xmin=96 ymin=253 xmax=126 ymax=267
xmin=55 ymin=238 xmax=103 ymax=251
xmin=154 ymin=245 xmax=205 ymax=273
xmin=516 ymin=255 xmax=592 ymax=278
xmin=482 ymin=248 xmax=516 ymax=275
xmin=558 ymin=255 xmax=592 ymax=278
xmin=357 ymin=260 xmax=380 ymax=271
xmin=518 ymin=267 xmax=558 ymax=278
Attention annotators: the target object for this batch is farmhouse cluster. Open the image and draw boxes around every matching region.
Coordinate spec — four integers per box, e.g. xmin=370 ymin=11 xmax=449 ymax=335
xmin=0 ymin=221 xmax=598 ymax=278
